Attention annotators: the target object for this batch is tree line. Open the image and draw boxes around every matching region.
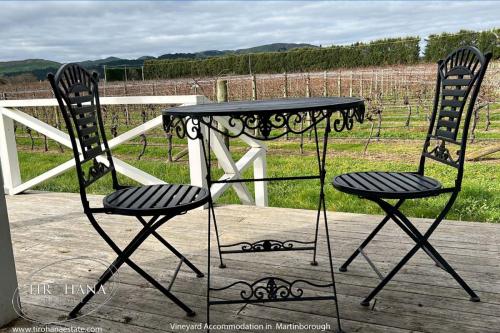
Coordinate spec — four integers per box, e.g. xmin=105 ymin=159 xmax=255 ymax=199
xmin=424 ymin=29 xmax=499 ymax=62
xmin=144 ymin=29 xmax=498 ymax=80
xmin=144 ymin=37 xmax=421 ymax=79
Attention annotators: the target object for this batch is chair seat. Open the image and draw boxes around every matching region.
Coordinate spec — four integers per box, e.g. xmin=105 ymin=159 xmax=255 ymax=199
xmin=103 ymin=184 xmax=209 ymax=216
xmin=332 ymin=172 xmax=442 ymax=199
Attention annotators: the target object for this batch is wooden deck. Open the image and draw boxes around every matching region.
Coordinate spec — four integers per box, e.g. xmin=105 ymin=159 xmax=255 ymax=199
xmin=3 ymin=191 xmax=500 ymax=333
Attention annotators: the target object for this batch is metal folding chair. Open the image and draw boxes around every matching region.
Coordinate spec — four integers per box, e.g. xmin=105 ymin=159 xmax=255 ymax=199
xmin=332 ymin=46 xmax=492 ymax=306
xmin=48 ymin=63 xmax=208 ymax=318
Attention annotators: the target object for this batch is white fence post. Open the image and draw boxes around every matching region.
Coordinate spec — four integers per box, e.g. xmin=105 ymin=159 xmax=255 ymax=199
xmin=187 ymin=119 xmax=207 ymax=189
xmin=0 ymin=110 xmax=21 ymax=195
xmin=253 ymin=149 xmax=268 ymax=207
xmin=0 ymin=161 xmax=19 ymax=326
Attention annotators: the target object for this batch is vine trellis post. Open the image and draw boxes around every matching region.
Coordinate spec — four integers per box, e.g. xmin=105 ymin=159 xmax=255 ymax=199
xmin=360 ymin=72 xmax=364 ymax=96
xmin=323 ymin=71 xmax=328 ymax=97
xmin=216 ymin=79 xmax=230 ymax=152
xmin=381 ymin=69 xmax=385 ymax=95
xmin=337 ymin=70 xmax=342 ymax=96
xmin=349 ymin=72 xmax=353 ymax=97
xmin=283 ymin=72 xmax=289 ymax=140
xmin=251 ymin=75 xmax=257 ymax=100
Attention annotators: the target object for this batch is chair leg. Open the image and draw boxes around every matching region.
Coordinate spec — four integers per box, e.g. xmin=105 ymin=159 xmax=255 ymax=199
xmin=69 ymin=253 xmax=124 ymax=317
xmin=340 ymin=214 xmax=389 ymax=272
xmin=311 ymin=203 xmax=321 ymax=266
xmin=70 ymin=223 xmax=153 ymax=317
xmin=88 ymin=245 xmax=197 ymax=317
xmin=385 ymin=210 xmax=445 ymax=269
xmin=311 ymin=120 xmax=322 ymax=267
xmin=361 ymin=231 xmax=478 ymax=305
xmin=73 ymin=214 xmax=196 ymax=317
xmin=417 ymin=239 xmax=480 ymax=301
xmin=210 ymin=203 xmax=226 ymax=269
xmin=383 ymin=202 xmax=480 ymax=302
xmin=125 ymin=255 xmax=196 ymax=316
xmin=136 ymin=216 xmax=204 ymax=277
xmin=361 ymin=196 xmax=480 ymax=305
xmin=361 ymin=242 xmax=421 ymax=306
xmin=321 ymin=193 xmax=343 ymax=332
xmin=339 ymin=199 xmax=404 ymax=272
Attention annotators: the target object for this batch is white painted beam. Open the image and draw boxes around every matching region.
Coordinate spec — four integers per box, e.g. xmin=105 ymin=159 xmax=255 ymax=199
xmin=253 ymin=149 xmax=269 ymax=207
xmin=210 ymin=147 xmax=262 ymax=201
xmin=0 ymin=110 xmax=21 ymax=194
xmin=107 ymin=116 xmax=162 ymax=148
xmin=2 ymin=108 xmax=71 ymax=147
xmin=235 ymin=147 xmax=263 ymax=171
xmin=11 ymin=159 xmax=76 ymax=195
xmin=0 ymin=162 xmax=19 ymax=326
xmin=212 ymin=116 xmax=268 ymax=206
xmin=209 ymin=131 xmax=253 ymax=205
xmin=0 ymin=95 xmax=211 ymax=108
xmin=187 ymin=120 xmax=207 ymax=189
xmin=98 ymin=156 xmax=166 ymax=185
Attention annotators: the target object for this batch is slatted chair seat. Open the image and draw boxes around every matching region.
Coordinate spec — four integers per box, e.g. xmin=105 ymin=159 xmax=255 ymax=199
xmin=104 ymin=184 xmax=209 ymax=216
xmin=333 ymin=172 xmax=442 ymax=199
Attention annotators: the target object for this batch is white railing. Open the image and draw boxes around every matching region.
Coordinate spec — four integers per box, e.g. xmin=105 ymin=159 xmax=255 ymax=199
xmin=0 ymin=95 xmax=268 ymax=206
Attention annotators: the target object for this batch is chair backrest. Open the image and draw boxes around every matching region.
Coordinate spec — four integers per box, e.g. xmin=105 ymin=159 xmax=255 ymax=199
xmin=48 ymin=63 xmax=119 ymax=210
xmin=419 ymin=46 xmax=492 ymax=188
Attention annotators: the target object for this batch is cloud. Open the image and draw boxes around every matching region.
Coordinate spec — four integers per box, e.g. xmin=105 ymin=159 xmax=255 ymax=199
xmin=0 ymin=1 xmax=498 ymax=62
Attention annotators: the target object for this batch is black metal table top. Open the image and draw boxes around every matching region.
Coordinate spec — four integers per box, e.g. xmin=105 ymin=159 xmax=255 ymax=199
xmin=162 ymin=97 xmax=364 ymax=116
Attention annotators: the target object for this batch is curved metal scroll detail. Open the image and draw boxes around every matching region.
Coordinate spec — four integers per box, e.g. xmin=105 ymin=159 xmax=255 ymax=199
xmin=163 ymin=115 xmax=185 ymax=138
xmin=82 ymin=159 xmax=111 ymax=186
xmin=225 ymin=112 xmax=312 ymax=139
xmin=220 ymin=239 xmax=315 ymax=252
xmin=424 ymin=140 xmax=460 ymax=166
xmin=163 ymin=104 xmax=365 ymax=141
xmin=333 ymin=105 xmax=365 ymax=133
xmin=210 ymin=277 xmax=333 ymax=301
xmin=163 ymin=115 xmax=203 ymax=140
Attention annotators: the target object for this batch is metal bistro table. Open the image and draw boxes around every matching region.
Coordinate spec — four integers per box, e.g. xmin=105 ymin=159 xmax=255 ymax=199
xmin=162 ymin=97 xmax=365 ymax=332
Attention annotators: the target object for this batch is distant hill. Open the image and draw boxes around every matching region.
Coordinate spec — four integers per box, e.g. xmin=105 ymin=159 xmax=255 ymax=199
xmin=234 ymin=43 xmax=317 ymax=54
xmin=157 ymin=43 xmax=317 ymax=60
xmin=0 ymin=59 xmax=62 ymax=81
xmin=0 ymin=43 xmax=317 ymax=81
xmin=78 ymin=56 xmax=122 ymax=67
xmin=157 ymin=50 xmax=225 ymax=60
xmin=0 ymin=59 xmax=61 ymax=75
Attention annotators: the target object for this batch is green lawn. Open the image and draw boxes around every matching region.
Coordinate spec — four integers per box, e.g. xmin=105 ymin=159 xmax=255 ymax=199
xmin=12 ymin=100 xmax=500 ymax=222
xmin=16 ymin=137 xmax=500 ymax=223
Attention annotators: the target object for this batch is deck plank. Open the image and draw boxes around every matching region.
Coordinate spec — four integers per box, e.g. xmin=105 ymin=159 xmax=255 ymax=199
xmin=4 ymin=191 xmax=500 ymax=333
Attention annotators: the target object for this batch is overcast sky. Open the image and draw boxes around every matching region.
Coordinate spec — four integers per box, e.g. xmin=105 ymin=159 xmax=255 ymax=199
xmin=0 ymin=1 xmax=498 ymax=62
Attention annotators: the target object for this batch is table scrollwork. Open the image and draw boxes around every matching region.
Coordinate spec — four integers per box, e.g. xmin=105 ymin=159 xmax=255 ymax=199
xmin=163 ymin=103 xmax=365 ymax=140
